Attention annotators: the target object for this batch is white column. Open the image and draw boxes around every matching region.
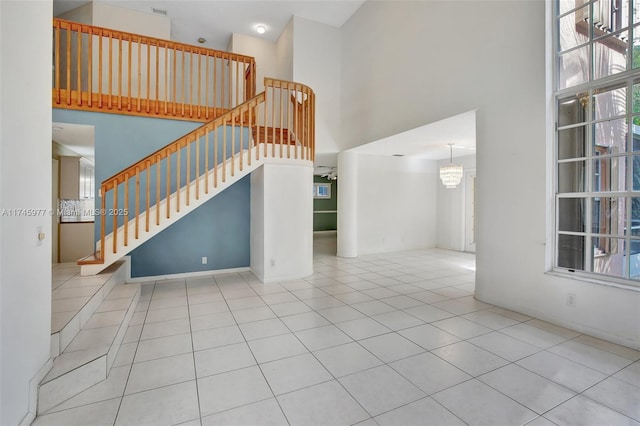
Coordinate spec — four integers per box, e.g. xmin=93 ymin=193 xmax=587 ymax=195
xmin=337 ymin=151 xmax=358 ymax=257
xmin=251 ymin=163 xmax=313 ymax=282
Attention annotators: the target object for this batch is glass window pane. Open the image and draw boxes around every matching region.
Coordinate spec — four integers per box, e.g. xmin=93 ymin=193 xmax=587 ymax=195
xmin=559 ymin=6 xmax=590 ymax=51
xmin=592 ymin=196 xmax=626 ymax=234
xmin=635 ymin=0 xmax=640 ymax=24
xmin=630 ymin=240 xmax=640 ymax=279
xmin=594 ymin=86 xmax=627 ymax=120
xmin=594 ymin=31 xmax=629 ymax=79
xmin=558 ymin=234 xmax=585 ymax=270
xmin=593 ymin=0 xmax=629 ymax=33
xmin=594 ymin=118 xmax=628 ymax=153
xmin=633 ymin=25 xmax=640 ymax=68
xmin=632 ymin=197 xmax=640 ymax=235
xmin=559 ymin=161 xmax=586 ymax=192
xmin=559 ymin=0 xmax=588 ymax=16
xmin=559 ymin=198 xmax=586 ymax=232
xmin=593 ymin=155 xmax=626 ymax=191
xmin=559 ymin=96 xmax=587 ymax=126
xmin=559 ymin=126 xmax=586 ymax=160
xmin=558 ymin=46 xmax=590 ymax=89
xmin=591 ymin=237 xmax=626 ymax=277
xmin=633 ymin=155 xmax=640 ymax=189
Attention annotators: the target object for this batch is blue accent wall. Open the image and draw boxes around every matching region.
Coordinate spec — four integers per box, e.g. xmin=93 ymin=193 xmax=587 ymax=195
xmin=128 ymin=175 xmax=250 ymax=278
xmin=52 ymin=109 xmax=251 ymax=277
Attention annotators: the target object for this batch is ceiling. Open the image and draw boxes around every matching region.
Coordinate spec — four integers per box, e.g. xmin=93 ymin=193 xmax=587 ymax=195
xmin=52 ymin=122 xmax=95 ymax=162
xmin=349 ymin=110 xmax=477 ymax=161
xmin=53 ymin=0 xmax=365 ymax=50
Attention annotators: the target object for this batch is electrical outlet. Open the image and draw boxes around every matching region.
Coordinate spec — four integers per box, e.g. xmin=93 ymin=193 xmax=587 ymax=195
xmin=566 ymin=293 xmax=576 ymax=307
xmin=202 ymin=256 xmax=207 ymax=265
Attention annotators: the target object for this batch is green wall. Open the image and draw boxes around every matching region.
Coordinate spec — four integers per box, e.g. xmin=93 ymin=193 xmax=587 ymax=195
xmin=313 ymin=175 xmax=337 ymax=231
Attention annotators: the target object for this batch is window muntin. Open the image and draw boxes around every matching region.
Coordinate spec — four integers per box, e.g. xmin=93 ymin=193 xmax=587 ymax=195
xmin=554 ymin=0 xmax=640 ymax=284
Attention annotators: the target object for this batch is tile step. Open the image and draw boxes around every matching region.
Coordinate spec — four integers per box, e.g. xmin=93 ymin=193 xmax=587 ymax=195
xmin=38 ymin=281 xmax=140 ymax=414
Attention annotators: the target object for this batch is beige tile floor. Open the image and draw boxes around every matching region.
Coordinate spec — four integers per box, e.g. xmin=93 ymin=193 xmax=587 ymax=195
xmin=35 ymin=233 xmax=640 ymax=425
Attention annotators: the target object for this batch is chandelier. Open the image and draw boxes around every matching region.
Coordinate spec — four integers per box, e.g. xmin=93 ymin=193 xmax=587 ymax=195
xmin=439 ymin=144 xmax=463 ymax=189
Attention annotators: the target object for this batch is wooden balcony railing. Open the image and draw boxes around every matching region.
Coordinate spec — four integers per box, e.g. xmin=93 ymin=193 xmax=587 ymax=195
xmin=91 ymin=78 xmax=314 ymax=264
xmin=53 ymin=18 xmax=256 ymax=122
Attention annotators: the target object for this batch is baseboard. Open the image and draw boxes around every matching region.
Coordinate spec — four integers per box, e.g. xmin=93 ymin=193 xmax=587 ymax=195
xmin=124 ymin=257 xmax=251 ymax=283
xmin=19 ymin=357 xmax=53 ymax=426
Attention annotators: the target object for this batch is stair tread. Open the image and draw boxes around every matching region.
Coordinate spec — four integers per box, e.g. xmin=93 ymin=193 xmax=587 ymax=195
xmin=42 ymin=283 xmax=140 ymax=383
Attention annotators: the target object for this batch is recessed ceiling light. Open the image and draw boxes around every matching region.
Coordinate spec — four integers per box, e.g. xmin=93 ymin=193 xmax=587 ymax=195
xmin=197 ymin=37 xmax=206 ymax=44
xmin=256 ymin=24 xmax=267 ymax=34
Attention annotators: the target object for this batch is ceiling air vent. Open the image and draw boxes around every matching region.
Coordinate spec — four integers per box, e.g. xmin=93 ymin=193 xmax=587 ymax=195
xmin=392 ymin=154 xmax=405 ymax=157
xmin=152 ymin=8 xmax=167 ymax=15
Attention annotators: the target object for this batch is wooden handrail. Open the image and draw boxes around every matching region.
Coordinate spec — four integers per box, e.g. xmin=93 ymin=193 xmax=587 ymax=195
xmin=92 ymin=78 xmax=315 ymax=262
xmin=53 ymin=18 xmax=256 ymax=122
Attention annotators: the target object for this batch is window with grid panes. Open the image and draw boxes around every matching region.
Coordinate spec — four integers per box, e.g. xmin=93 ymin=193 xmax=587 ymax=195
xmin=555 ymin=0 xmax=640 ymax=284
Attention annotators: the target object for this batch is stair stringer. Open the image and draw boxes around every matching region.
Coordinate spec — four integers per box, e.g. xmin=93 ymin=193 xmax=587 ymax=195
xmin=81 ymin=151 xmax=311 ymax=276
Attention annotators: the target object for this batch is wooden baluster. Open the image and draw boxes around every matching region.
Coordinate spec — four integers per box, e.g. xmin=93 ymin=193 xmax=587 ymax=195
xmin=137 ymin=37 xmax=141 ymax=112
xmin=186 ymin=137 xmax=191 ymax=206
xmin=227 ymin=57 xmax=231 ymax=109
xmin=205 ymin=131 xmax=209 ymax=194
xmin=124 ymin=173 xmax=129 ymax=246
xmin=155 ymin=41 xmax=159 ymax=114
xmin=301 ymin=86 xmax=306 ymax=160
xmin=166 ymin=149 xmax=171 ymax=218
xmin=172 ymin=46 xmax=177 ymax=115
xmin=214 ymin=127 xmax=218 ymax=188
xmin=189 ymin=49 xmax=193 ymax=118
xmin=181 ymin=48 xmax=185 ymax=117
xmin=108 ymin=31 xmax=112 ymax=109
xmin=100 ymin=186 xmax=106 ymax=260
xmin=213 ymin=54 xmax=217 ymax=114
xmin=66 ymin=26 xmax=71 ymax=105
xmin=286 ymin=85 xmax=291 ymax=159
xmin=280 ymin=86 xmax=284 ymax=158
xmin=76 ymin=27 xmax=82 ymax=106
xmin=205 ymin=54 xmax=209 ymax=119
xmin=164 ymin=43 xmax=168 ymax=115
xmin=88 ymin=28 xmax=92 ymax=107
xmin=235 ymin=58 xmax=239 ymax=107
xmin=196 ymin=134 xmax=200 ymax=200
xmin=248 ymin=102 xmax=253 ymax=166
xmin=135 ymin=168 xmax=140 ymax=239
xmin=112 ymin=179 xmax=118 ymax=254
xmin=197 ymin=51 xmax=201 ymax=119
xmin=146 ymin=38 xmax=151 ymax=113
xmin=176 ymin=148 xmax=181 ymax=212
xmin=127 ymin=35 xmax=131 ymax=111
xmin=263 ymin=88 xmax=268 ymax=158
xmin=231 ymin=114 xmax=235 ymax=177
xmin=222 ymin=124 xmax=227 ymax=182
xmin=156 ymin=155 xmax=161 ymax=225
xmin=98 ymin=30 xmax=103 ymax=108
xmin=55 ymin=22 xmax=61 ymax=104
xmin=271 ymin=85 xmax=276 ymax=158
xmin=145 ymin=161 xmax=150 ymax=232
xmin=118 ymin=34 xmax=122 ymax=110
xmin=239 ymin=107 xmax=244 ymax=172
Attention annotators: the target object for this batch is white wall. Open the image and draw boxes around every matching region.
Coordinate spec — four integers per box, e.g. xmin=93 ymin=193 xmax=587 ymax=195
xmin=251 ymin=163 xmax=313 ymax=282
xmin=341 ymin=1 xmax=640 ymax=348
xmin=356 ymin=154 xmax=437 ymax=256
xmin=91 ymin=2 xmax=170 ymax=39
xmin=229 ymin=32 xmax=277 ymax=94
xmin=1 ymin=1 xmax=53 ymax=425
xmin=276 ymin=18 xmax=294 ymax=82
xmin=292 ymin=16 xmax=341 ymax=155
xmin=436 ymin=154 xmax=476 ymax=251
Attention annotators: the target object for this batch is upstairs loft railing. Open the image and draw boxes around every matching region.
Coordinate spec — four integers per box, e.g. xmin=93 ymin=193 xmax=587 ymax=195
xmin=90 ymin=78 xmax=315 ymax=263
xmin=53 ymin=18 xmax=256 ymax=122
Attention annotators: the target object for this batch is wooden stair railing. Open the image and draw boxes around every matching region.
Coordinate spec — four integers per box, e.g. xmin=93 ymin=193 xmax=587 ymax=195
xmin=79 ymin=78 xmax=315 ymax=267
xmin=53 ymin=18 xmax=256 ymax=122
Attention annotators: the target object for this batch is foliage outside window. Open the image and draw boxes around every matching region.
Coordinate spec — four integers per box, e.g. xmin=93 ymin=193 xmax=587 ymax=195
xmin=555 ymin=0 xmax=640 ymax=284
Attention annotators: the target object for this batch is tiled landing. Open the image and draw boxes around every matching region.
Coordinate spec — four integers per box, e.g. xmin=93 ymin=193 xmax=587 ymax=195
xmin=33 ymin=237 xmax=640 ymax=426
